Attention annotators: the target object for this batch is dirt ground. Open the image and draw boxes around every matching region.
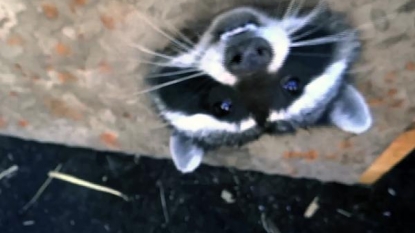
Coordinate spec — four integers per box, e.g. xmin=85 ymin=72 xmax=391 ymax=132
xmin=0 ymin=135 xmax=414 ymax=233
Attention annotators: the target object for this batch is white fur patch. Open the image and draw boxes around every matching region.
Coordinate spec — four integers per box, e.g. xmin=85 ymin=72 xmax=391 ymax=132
xmin=258 ymin=22 xmax=291 ymax=73
xmin=329 ymin=85 xmax=373 ymax=134
xmin=268 ymin=111 xmax=286 ymax=121
xmin=220 ymin=23 xmax=258 ymax=41
xmin=167 ymin=7 xmax=294 ymax=86
xmin=180 ymin=153 xmax=203 ymax=173
xmin=170 ymin=134 xmax=204 ymax=173
xmin=196 ymin=23 xmax=291 ymax=85
xmin=169 ymin=51 xmax=199 ymax=67
xmin=164 ymin=111 xmax=257 ymax=134
xmin=165 ymin=5 xmax=329 ymax=86
xmin=269 ymin=60 xmax=347 ymax=121
xmin=288 ymin=60 xmax=347 ymax=115
xmin=198 ymin=44 xmax=239 ymax=85
xmin=283 ymin=4 xmax=326 ymax=35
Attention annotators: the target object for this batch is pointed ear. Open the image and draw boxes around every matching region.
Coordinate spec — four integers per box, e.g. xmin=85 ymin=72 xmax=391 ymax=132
xmin=329 ymin=84 xmax=373 ymax=134
xmin=169 ymin=132 xmax=205 ymax=173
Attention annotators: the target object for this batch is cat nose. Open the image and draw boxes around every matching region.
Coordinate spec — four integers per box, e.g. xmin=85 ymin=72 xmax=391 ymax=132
xmin=225 ymin=37 xmax=272 ymax=75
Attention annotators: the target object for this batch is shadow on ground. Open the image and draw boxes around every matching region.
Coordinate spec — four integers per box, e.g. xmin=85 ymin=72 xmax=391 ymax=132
xmin=0 ymin=136 xmax=414 ymax=233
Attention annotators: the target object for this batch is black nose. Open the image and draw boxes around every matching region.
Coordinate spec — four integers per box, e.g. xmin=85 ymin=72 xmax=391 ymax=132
xmin=225 ymin=37 xmax=272 ymax=75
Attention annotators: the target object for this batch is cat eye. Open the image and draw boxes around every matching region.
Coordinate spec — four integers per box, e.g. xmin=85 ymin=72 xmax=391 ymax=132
xmin=212 ymin=99 xmax=233 ymax=117
xmin=282 ymin=76 xmax=301 ymax=95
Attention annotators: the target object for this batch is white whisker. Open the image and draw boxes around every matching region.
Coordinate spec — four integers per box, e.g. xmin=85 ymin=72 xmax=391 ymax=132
xmin=165 ymin=24 xmax=196 ymax=48
xmin=289 ymin=52 xmax=333 ymax=57
xmin=290 ymin=0 xmax=306 ymax=19
xmin=290 ymin=31 xmax=351 ymax=47
xmin=136 ymin=12 xmax=192 ymax=53
xmin=283 ymin=0 xmax=299 ymax=21
xmin=275 ymin=0 xmax=286 ymax=17
xmin=106 ymin=57 xmax=196 ymax=69
xmin=134 ymin=72 xmax=205 ymax=95
xmin=291 ymin=23 xmax=324 ymax=41
xmin=138 ymin=60 xmax=190 ymax=68
xmin=290 ymin=10 xmax=399 ymax=48
xmin=287 ymin=0 xmax=327 ymax=35
xmin=126 ymin=43 xmax=177 ymax=61
xmin=145 ymin=68 xmax=200 ymax=78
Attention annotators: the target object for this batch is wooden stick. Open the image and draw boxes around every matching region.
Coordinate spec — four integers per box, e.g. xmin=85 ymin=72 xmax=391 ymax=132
xmin=48 ymin=171 xmax=129 ymax=201
xmin=21 ymin=164 xmax=62 ymax=212
xmin=359 ymin=127 xmax=415 ymax=184
xmin=0 ymin=165 xmax=18 ymax=180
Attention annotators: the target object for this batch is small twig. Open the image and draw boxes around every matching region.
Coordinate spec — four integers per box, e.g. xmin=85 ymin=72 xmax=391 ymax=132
xmin=337 ymin=209 xmax=352 ymax=218
xmin=261 ymin=213 xmax=281 ymax=233
xmin=221 ymin=189 xmax=236 ymax=204
xmin=22 ymin=220 xmax=35 ymax=226
xmin=304 ymin=197 xmax=319 ymax=218
xmin=21 ymin=164 xmax=63 ymax=212
xmin=0 ymin=165 xmax=18 ymax=180
xmin=48 ymin=171 xmax=129 ymax=201
xmin=157 ymin=182 xmax=169 ymax=224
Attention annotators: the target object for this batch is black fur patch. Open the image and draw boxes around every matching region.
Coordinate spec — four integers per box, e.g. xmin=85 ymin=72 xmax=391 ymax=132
xmin=147 ymin=67 xmax=251 ymax=124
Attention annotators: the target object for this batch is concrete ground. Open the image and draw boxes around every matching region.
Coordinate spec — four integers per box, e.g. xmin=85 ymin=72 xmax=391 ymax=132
xmin=0 ymin=0 xmax=414 ymax=184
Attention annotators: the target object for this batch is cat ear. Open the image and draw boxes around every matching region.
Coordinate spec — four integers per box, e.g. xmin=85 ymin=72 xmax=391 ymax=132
xmin=169 ymin=132 xmax=205 ymax=173
xmin=329 ymin=84 xmax=373 ymax=134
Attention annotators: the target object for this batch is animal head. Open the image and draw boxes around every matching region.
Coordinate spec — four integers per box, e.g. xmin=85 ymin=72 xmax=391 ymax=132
xmin=145 ymin=1 xmax=372 ymax=173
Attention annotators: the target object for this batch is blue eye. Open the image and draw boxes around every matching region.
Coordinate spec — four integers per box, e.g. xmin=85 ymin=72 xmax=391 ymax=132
xmin=220 ymin=100 xmax=232 ymax=111
xmin=213 ymin=99 xmax=233 ymax=117
xmin=282 ymin=76 xmax=301 ymax=94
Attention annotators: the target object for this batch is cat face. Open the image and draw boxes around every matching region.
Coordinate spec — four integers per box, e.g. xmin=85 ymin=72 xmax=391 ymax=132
xmin=146 ymin=2 xmax=372 ymax=173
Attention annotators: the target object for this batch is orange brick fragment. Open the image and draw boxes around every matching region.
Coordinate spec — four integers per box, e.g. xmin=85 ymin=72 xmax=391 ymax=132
xmin=32 ymin=75 xmax=41 ymax=81
xmin=55 ymin=43 xmax=71 ymax=56
xmin=304 ymin=150 xmax=318 ymax=161
xmin=387 ymin=88 xmax=397 ymax=97
xmin=100 ymin=132 xmax=120 ymax=148
xmin=325 ymin=154 xmax=339 ymax=160
xmin=100 ymin=15 xmax=115 ymax=30
xmin=7 ymin=35 xmax=24 ymax=46
xmin=42 ymin=3 xmax=59 ymax=19
xmin=384 ymin=71 xmax=397 ymax=83
xmin=18 ymin=120 xmax=29 ymax=128
xmin=284 ymin=150 xmax=319 ymax=161
xmin=57 ymin=71 xmax=77 ymax=83
xmin=339 ymin=140 xmax=352 ymax=149
xmin=72 ymin=0 xmax=87 ymax=6
xmin=44 ymin=98 xmax=83 ymax=121
xmin=368 ymin=98 xmax=384 ymax=107
xmin=98 ymin=61 xmax=112 ymax=74
xmin=0 ymin=117 xmax=7 ymax=128
xmin=283 ymin=151 xmax=294 ymax=159
xmin=405 ymin=61 xmax=415 ymax=71
xmin=389 ymin=99 xmax=404 ymax=108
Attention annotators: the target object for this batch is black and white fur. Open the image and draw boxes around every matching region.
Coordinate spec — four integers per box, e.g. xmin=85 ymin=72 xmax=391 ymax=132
xmin=145 ymin=1 xmax=373 ymax=173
